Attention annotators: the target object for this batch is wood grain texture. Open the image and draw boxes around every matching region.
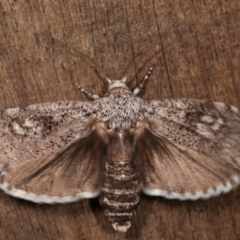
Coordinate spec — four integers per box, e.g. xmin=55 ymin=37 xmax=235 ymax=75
xmin=0 ymin=0 xmax=240 ymax=239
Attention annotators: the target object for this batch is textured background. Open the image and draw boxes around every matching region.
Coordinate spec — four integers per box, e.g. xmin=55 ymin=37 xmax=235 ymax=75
xmin=0 ymin=0 xmax=240 ymax=239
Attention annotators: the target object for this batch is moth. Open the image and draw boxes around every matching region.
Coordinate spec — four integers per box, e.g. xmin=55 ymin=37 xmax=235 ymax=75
xmin=0 ymin=62 xmax=240 ymax=233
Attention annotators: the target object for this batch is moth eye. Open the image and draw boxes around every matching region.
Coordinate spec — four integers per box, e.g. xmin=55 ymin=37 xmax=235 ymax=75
xmin=131 ymin=123 xmax=136 ymax=128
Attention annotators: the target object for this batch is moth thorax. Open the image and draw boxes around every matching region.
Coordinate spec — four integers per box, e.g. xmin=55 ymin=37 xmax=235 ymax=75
xmin=100 ymin=158 xmax=140 ymax=232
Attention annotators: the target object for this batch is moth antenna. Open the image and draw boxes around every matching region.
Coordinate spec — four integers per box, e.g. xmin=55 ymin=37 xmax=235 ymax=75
xmin=46 ymin=35 xmax=111 ymax=84
xmin=121 ymin=64 xmax=135 ymax=83
xmin=133 ymin=63 xmax=157 ymax=95
xmin=121 ymin=70 xmax=131 ymax=83
xmin=68 ymin=48 xmax=111 ymax=84
xmin=74 ymin=53 xmax=111 ymax=84
xmin=106 ymin=77 xmax=112 ymax=84
xmin=71 ymin=81 xmax=100 ymax=100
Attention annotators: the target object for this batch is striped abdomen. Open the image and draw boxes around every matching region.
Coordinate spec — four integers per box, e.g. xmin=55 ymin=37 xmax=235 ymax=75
xmin=100 ymin=151 xmax=140 ymax=232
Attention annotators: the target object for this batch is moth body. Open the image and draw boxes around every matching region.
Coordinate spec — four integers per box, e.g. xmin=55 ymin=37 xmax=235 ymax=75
xmin=95 ymin=86 xmax=143 ymax=232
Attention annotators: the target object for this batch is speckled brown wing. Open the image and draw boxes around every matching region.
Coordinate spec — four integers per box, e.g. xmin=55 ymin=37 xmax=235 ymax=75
xmin=0 ymin=101 xmax=106 ymax=203
xmin=139 ymin=99 xmax=240 ymax=200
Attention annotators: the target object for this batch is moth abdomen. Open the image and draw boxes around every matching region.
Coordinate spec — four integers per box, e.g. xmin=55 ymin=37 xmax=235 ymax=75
xmin=100 ymin=159 xmax=140 ymax=232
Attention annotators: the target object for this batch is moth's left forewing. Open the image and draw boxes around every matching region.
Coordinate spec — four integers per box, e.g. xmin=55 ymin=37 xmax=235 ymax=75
xmin=0 ymin=101 xmax=97 ymax=169
xmin=0 ymin=101 xmax=105 ymax=203
xmin=137 ymin=99 xmax=240 ymax=200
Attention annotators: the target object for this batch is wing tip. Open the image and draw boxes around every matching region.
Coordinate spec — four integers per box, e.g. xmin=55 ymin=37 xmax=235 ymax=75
xmin=142 ymin=174 xmax=240 ymax=200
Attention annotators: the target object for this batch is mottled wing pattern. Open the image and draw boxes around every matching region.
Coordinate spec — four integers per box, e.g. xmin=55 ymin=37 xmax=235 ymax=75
xmin=139 ymin=99 xmax=240 ymax=200
xmin=0 ymin=101 xmax=105 ymax=203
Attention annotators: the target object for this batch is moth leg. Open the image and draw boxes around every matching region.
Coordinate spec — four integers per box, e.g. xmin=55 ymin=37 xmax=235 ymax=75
xmin=133 ymin=64 xmax=156 ymax=95
xmin=72 ymin=81 xmax=100 ymax=100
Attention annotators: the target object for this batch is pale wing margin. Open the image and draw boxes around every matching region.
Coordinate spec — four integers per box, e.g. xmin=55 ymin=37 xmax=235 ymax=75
xmin=139 ymin=99 xmax=240 ymax=200
xmin=0 ymin=101 xmax=103 ymax=203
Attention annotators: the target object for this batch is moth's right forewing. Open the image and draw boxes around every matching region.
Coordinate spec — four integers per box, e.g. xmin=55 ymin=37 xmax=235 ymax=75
xmin=137 ymin=99 xmax=240 ymax=200
xmin=144 ymin=99 xmax=240 ymax=157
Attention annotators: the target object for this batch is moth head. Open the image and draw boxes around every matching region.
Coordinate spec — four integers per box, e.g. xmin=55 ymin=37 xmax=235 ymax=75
xmin=107 ymin=79 xmax=129 ymax=91
xmin=106 ymin=73 xmax=130 ymax=91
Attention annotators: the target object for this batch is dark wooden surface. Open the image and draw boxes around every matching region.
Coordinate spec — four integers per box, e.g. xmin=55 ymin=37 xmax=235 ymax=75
xmin=0 ymin=0 xmax=240 ymax=239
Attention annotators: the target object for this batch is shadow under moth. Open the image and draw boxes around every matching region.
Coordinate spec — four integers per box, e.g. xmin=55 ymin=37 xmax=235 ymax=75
xmin=0 ymin=60 xmax=240 ymax=232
